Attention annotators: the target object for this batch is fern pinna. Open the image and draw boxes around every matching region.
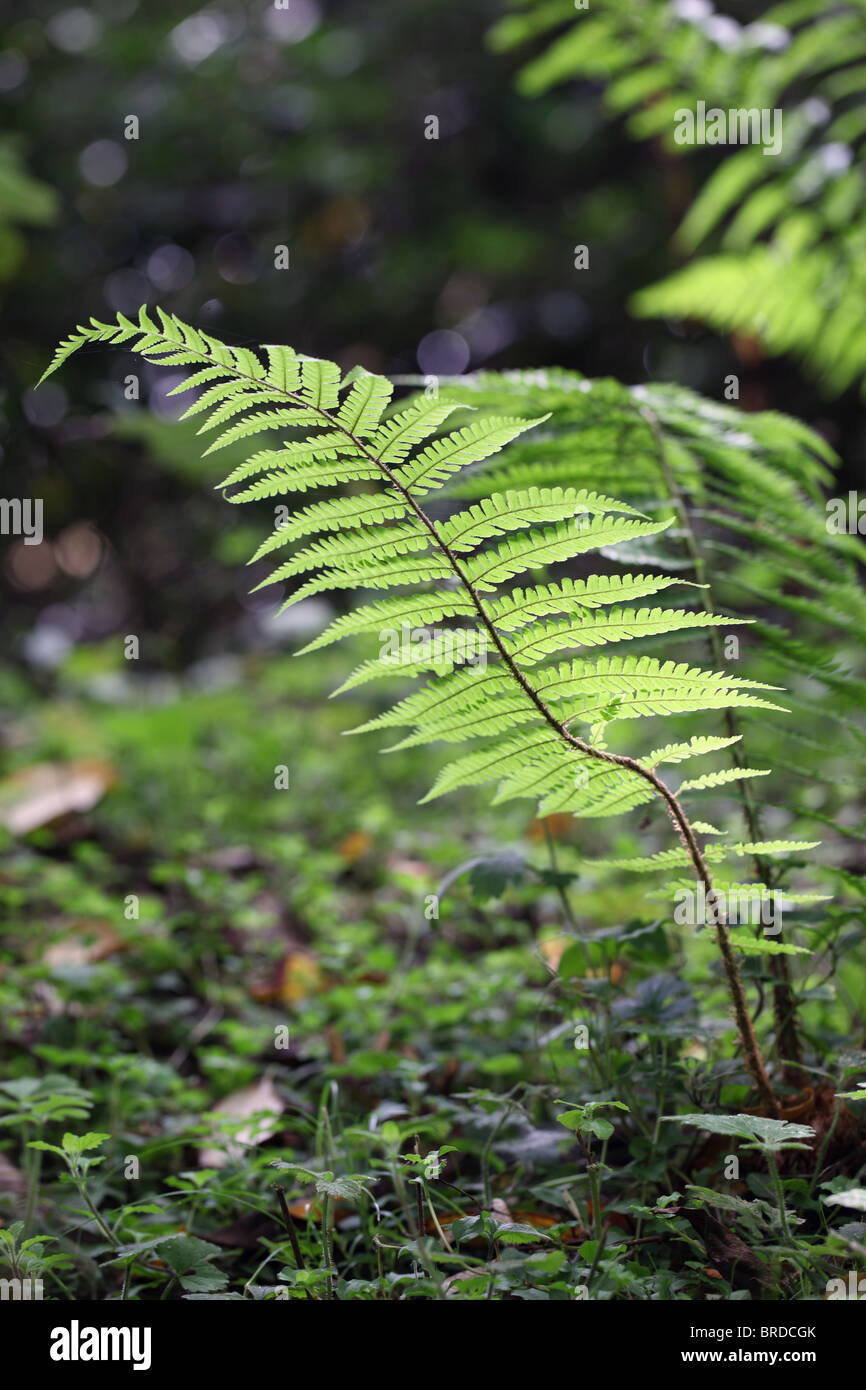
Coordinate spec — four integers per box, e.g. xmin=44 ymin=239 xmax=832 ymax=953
xmin=41 ymin=305 xmax=837 ymax=1117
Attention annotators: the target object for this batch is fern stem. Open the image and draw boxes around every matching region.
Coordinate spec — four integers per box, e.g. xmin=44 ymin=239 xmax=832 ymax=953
xmin=644 ymin=406 xmax=803 ymax=1085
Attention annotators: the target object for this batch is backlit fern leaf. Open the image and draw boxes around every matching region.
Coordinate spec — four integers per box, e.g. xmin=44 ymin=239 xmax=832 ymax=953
xmin=48 ymin=306 xmax=849 ymax=1108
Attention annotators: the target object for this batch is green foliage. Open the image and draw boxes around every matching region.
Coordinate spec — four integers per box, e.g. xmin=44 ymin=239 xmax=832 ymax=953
xmin=4 ymin=1 xmax=864 ymax=1309
xmin=43 ymin=309 xmax=866 ymax=1046
xmin=492 ymin=0 xmax=866 ymax=396
xmin=26 ymin=304 xmax=865 ymax=1300
xmin=0 ymin=139 xmax=57 ymax=284
xmin=664 ymin=1111 xmax=815 ymax=1151
xmin=1 ymin=632 xmax=862 ymax=1302
xmin=431 ymin=367 xmax=865 ymax=829
xmin=42 ymin=307 xmax=825 ymax=835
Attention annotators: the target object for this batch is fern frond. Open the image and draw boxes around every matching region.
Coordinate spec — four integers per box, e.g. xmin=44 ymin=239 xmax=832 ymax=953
xmin=217 ymin=435 xmax=365 ymax=489
xmin=262 ymin=344 xmax=302 ymax=392
xmin=278 ymin=552 xmax=455 ymax=610
xmin=225 ymin=459 xmax=383 ymax=502
xmin=202 ymin=408 xmax=328 ymax=456
xmin=299 ymin=357 xmax=341 ymax=410
xmin=50 ymin=305 xmax=832 ymax=1115
xmin=334 ymin=370 xmax=394 ymax=435
xmin=331 ymin=641 xmax=480 ymax=696
xmin=370 ymin=400 xmax=463 ymax=463
xmin=380 ymin=699 xmax=541 ymax=751
xmin=419 ymin=729 xmax=566 ymax=803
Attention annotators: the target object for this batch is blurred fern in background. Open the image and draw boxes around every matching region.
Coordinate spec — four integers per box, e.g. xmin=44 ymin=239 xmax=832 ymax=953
xmin=491 ymin=0 xmax=866 ymax=397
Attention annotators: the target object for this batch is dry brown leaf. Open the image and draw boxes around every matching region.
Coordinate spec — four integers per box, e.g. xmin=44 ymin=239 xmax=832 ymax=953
xmin=336 ymin=829 xmax=373 ymax=862
xmin=582 ymin=961 xmax=626 ymax=984
xmin=539 ymin=934 xmax=571 ymax=970
xmin=427 ymin=1201 xmax=587 ymax=1246
xmin=385 ymin=855 xmax=429 ymax=880
xmin=0 ymin=760 xmax=116 ymax=835
xmin=42 ymin=921 xmax=128 ymax=967
xmin=198 ymin=1075 xmax=284 ymax=1169
xmin=249 ymin=950 xmax=324 ymax=1005
xmin=279 ymin=951 xmax=323 ymax=1002
xmin=287 ymin=1196 xmax=351 ymax=1225
xmin=527 ymin=813 xmax=572 ymax=842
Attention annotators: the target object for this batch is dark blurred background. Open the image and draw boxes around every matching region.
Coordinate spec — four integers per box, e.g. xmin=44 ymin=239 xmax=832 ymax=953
xmin=1 ymin=0 xmax=862 ymax=679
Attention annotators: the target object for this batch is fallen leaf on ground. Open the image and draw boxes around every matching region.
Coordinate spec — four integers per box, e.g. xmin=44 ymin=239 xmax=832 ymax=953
xmin=0 ymin=760 xmax=116 ymax=835
xmin=279 ymin=952 xmax=323 ymax=1002
xmin=336 ymin=830 xmax=373 ymax=862
xmin=42 ymin=921 xmax=128 ymax=967
xmin=427 ymin=1203 xmax=586 ymax=1246
xmin=198 ymin=1075 xmax=284 ymax=1169
xmin=539 ymin=934 xmax=571 ymax=970
xmin=249 ymin=950 xmax=324 ymax=1004
xmin=287 ymin=1196 xmax=351 ymax=1224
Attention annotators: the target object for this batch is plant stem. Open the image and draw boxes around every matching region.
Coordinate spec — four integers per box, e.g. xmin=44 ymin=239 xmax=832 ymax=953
xmin=273 ymin=1185 xmax=306 ymax=1270
xmin=647 ymin=406 xmax=803 ymax=1085
xmin=321 ymin=1192 xmax=334 ymax=1300
xmin=425 ymin=1190 xmax=453 ymax=1250
xmin=584 ymin=1217 xmax=609 ymax=1294
xmin=808 ymin=1099 xmax=841 ymax=1197
xmin=23 ymin=1129 xmax=40 ymax=1234
xmin=75 ymin=1180 xmax=118 ymax=1248
xmin=413 ymin=1135 xmax=425 ymax=1242
xmin=766 ymin=1152 xmax=795 ymax=1246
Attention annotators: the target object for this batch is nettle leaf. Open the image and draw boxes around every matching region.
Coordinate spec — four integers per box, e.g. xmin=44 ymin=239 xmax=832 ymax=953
xmin=495 ymin=1222 xmax=551 ymax=1244
xmin=316 ymin=1175 xmax=376 ymax=1203
xmin=159 ymin=1236 xmax=227 ymax=1292
xmin=823 ymin=1189 xmax=866 ymax=1213
xmin=451 ymin=1214 xmax=489 ymax=1243
xmin=685 ymin=1186 xmax=779 ymax=1224
xmin=557 ymin=1100 xmax=630 ymax=1140
xmin=62 ymin=1131 xmax=110 ymax=1155
xmin=664 ymin=1113 xmax=816 ymax=1151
